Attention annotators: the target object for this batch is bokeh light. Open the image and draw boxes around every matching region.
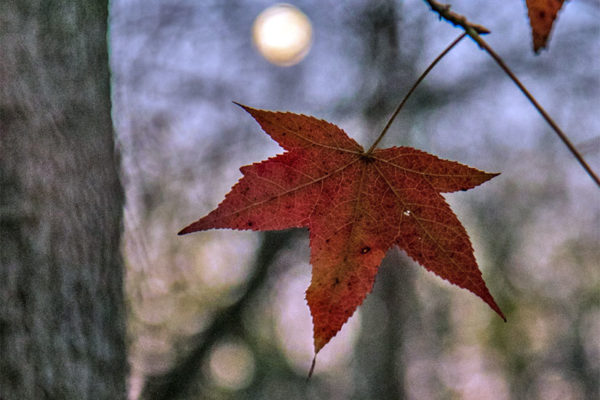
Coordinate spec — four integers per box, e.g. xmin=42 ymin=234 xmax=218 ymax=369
xmin=252 ymin=4 xmax=312 ymax=66
xmin=209 ymin=340 xmax=256 ymax=390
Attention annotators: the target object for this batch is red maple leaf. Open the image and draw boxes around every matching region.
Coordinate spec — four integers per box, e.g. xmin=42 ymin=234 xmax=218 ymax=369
xmin=525 ymin=0 xmax=565 ymax=52
xmin=180 ymin=104 xmax=505 ymax=354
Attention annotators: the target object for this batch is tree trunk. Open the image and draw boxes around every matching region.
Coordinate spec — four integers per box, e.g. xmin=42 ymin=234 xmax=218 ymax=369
xmin=0 ymin=1 xmax=127 ymax=399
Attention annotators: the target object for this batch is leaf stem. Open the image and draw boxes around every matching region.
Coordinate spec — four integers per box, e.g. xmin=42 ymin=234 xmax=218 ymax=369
xmin=365 ymin=33 xmax=467 ymax=155
xmin=306 ymin=354 xmax=317 ymax=381
xmin=423 ymin=0 xmax=600 ymax=187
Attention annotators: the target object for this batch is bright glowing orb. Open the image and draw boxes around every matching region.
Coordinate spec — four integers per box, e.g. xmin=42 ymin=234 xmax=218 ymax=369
xmin=252 ymin=4 xmax=312 ymax=66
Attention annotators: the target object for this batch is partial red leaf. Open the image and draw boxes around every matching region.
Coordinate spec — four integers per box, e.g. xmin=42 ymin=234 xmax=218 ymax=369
xmin=526 ymin=0 xmax=566 ymax=52
xmin=180 ymin=104 xmax=504 ymax=354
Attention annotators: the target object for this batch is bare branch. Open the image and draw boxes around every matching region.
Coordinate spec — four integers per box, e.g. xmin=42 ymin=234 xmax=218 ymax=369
xmin=423 ymin=0 xmax=600 ymax=187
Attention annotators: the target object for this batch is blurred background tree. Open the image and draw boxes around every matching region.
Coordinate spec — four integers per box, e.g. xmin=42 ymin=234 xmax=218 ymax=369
xmin=1 ymin=1 xmax=127 ymax=399
xmin=110 ymin=0 xmax=599 ymax=399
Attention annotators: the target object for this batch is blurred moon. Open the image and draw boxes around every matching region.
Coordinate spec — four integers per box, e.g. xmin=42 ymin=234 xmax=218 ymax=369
xmin=252 ymin=4 xmax=312 ymax=66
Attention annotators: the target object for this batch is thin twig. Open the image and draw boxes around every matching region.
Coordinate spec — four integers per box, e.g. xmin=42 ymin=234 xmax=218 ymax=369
xmin=423 ymin=0 xmax=600 ymax=187
xmin=365 ymin=33 xmax=467 ymax=155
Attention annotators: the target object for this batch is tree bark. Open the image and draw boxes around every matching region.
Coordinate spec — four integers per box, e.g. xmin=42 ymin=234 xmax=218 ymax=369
xmin=0 ymin=1 xmax=127 ymax=399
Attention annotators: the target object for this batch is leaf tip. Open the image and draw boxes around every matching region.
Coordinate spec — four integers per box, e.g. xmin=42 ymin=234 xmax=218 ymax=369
xmin=178 ymin=222 xmax=199 ymax=235
xmin=313 ymin=337 xmax=326 ymax=355
xmin=497 ymin=307 xmax=507 ymax=323
xmin=484 ymin=294 xmax=507 ymax=322
xmin=482 ymin=171 xmax=501 ymax=184
xmin=232 ymin=101 xmax=252 ymax=113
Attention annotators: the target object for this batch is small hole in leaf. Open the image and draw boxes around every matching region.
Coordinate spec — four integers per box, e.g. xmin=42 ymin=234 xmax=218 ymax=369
xmin=361 ymin=246 xmax=370 ymax=254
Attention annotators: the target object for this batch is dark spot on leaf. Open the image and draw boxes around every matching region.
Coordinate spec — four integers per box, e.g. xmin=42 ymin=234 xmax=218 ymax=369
xmin=361 ymin=246 xmax=371 ymax=254
xmin=333 ymin=277 xmax=340 ymax=286
xmin=247 ymin=221 xmax=253 ymax=227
